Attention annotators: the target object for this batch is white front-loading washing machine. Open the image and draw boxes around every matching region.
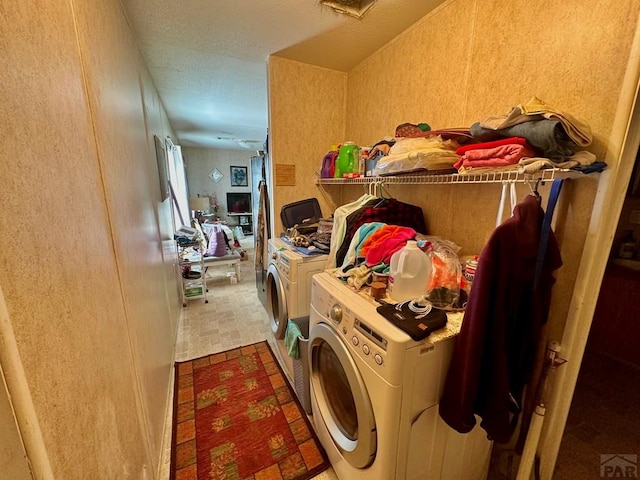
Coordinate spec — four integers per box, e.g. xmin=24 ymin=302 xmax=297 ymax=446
xmin=308 ymin=271 xmax=492 ymax=480
xmin=265 ymin=237 xmax=327 ymax=382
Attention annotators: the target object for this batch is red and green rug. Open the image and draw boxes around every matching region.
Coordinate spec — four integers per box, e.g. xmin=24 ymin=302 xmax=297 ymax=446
xmin=171 ymin=341 xmax=330 ymax=480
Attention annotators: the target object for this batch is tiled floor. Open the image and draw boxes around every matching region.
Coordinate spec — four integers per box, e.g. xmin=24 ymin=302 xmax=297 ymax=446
xmin=174 ymin=239 xmax=271 ymax=362
xmin=161 ymin=237 xmax=338 ymax=480
xmin=488 ymin=350 xmax=640 ymax=479
xmin=553 ymin=349 xmax=640 ymax=479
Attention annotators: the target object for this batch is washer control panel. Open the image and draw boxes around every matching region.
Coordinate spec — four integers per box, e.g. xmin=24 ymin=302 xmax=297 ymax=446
xmin=276 ymin=254 xmax=290 ymax=276
xmin=350 ymin=316 xmax=388 ymax=367
xmin=354 ymin=318 xmax=388 ymax=351
xmin=312 ymin=274 xmax=390 ymax=371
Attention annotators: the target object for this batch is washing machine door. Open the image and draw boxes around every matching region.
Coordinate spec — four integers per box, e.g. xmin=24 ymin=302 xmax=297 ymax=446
xmin=309 ymin=321 xmax=376 ymax=468
xmin=266 ymin=262 xmax=288 ymax=339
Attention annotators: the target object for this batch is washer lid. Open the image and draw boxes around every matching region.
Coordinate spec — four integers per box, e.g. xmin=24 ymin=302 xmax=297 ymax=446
xmin=280 ymin=198 xmax=322 ymax=229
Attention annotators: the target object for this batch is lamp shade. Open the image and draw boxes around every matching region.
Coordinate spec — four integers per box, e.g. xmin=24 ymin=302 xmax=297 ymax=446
xmin=189 ymin=196 xmax=210 ymax=211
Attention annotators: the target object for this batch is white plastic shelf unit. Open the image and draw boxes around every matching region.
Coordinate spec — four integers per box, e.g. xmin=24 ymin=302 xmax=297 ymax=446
xmin=315 ymin=168 xmax=571 ymax=186
xmin=177 ymin=240 xmax=209 ymax=306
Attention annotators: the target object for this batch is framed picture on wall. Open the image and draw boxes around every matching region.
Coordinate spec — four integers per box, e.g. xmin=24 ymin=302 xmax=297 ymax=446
xmin=230 ymin=166 xmax=248 ymax=187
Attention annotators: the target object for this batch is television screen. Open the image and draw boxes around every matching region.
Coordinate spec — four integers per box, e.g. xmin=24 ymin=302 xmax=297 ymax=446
xmin=227 ymin=192 xmax=251 ymax=213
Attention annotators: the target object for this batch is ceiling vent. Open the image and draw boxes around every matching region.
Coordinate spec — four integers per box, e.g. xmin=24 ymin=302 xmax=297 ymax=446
xmin=320 ymin=0 xmax=377 ymax=18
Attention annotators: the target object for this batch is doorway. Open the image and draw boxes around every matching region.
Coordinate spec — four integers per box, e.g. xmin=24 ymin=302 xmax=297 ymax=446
xmin=553 ymin=152 xmax=640 ymax=478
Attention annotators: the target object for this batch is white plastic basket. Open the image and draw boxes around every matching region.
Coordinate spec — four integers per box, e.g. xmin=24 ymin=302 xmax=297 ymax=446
xmin=290 ymin=316 xmax=311 ymax=415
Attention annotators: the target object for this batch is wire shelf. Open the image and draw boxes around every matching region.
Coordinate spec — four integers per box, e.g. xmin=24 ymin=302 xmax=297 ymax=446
xmin=315 ymin=168 xmax=572 ymax=186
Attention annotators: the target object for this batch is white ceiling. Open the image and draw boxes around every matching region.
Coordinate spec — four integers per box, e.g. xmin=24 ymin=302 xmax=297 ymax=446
xmin=122 ymin=0 xmax=443 ymax=150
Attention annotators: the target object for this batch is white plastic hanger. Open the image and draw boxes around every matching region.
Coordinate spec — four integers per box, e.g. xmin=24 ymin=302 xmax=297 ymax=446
xmin=496 ymin=181 xmax=518 ymax=227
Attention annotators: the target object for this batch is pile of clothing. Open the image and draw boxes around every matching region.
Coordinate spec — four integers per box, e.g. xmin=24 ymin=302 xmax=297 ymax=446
xmin=333 ymin=223 xmax=466 ymax=310
xmin=284 ymin=228 xmax=331 ymax=252
xmin=366 ymin=97 xmax=605 ymax=176
xmin=454 ymin=137 xmax=536 ymax=172
xmin=327 ymin=193 xmax=427 ymax=269
xmin=464 ymin=96 xmax=601 ymax=174
xmin=470 ymin=96 xmax=591 ymax=160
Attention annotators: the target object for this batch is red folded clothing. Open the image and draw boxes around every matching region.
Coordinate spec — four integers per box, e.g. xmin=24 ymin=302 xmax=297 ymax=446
xmin=453 ymin=143 xmax=537 ymax=170
xmin=456 ymin=136 xmax=530 ymax=155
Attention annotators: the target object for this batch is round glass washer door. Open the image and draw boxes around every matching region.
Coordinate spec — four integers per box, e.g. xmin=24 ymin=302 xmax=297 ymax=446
xmin=266 ymin=262 xmax=288 ymax=339
xmin=309 ymin=321 xmax=376 ymax=468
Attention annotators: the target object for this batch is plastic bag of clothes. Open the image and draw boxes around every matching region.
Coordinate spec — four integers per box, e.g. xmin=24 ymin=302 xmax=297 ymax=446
xmin=374 ymin=137 xmax=461 ymax=176
xmin=418 ymin=236 xmax=466 ymax=309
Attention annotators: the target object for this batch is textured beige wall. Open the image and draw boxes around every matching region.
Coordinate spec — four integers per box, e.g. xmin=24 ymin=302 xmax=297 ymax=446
xmin=0 ymin=0 xmax=178 ymax=477
xmin=74 ymin=0 xmax=180 ymax=472
xmin=267 ymin=57 xmax=348 ymax=235
xmin=341 ymin=0 xmax=640 ymax=341
xmin=348 ymin=0 xmax=638 ymax=155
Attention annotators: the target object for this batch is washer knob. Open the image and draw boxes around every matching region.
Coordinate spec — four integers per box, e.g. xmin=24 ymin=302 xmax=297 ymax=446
xmin=329 ymin=304 xmax=342 ymax=324
xmin=374 ymin=353 xmax=383 ymax=365
xmin=352 ymin=336 xmax=359 ymax=346
xmin=362 ymin=344 xmax=370 ymax=355
xmin=271 ymin=252 xmax=277 ymax=260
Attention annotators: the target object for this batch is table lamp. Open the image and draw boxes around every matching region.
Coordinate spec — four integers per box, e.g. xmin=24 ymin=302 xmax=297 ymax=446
xmin=189 ymin=196 xmax=210 ymax=221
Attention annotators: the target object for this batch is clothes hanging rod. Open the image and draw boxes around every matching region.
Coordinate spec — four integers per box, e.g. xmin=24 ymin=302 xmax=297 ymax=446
xmin=315 ymin=168 xmax=576 ymax=186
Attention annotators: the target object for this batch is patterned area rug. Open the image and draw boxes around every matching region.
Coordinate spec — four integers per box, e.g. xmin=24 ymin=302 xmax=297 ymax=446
xmin=171 ymin=341 xmax=329 ymax=480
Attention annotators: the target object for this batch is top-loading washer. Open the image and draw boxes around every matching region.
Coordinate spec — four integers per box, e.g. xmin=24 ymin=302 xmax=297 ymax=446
xmin=308 ymin=271 xmax=492 ymax=480
xmin=265 ymin=237 xmax=328 ymax=382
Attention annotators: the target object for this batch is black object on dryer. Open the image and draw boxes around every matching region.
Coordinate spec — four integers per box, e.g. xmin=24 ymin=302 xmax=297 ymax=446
xmin=280 ymin=198 xmax=323 ymax=235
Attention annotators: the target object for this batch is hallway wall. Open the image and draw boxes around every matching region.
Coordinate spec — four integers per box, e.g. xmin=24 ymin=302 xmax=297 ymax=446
xmin=0 ymin=0 xmax=179 ymax=477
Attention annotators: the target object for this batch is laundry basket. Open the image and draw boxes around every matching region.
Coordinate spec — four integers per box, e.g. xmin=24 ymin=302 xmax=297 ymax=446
xmin=290 ymin=316 xmax=311 ymax=415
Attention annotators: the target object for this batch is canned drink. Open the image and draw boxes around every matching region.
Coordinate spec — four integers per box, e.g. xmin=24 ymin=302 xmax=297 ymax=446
xmin=464 ymin=258 xmax=478 ymax=283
